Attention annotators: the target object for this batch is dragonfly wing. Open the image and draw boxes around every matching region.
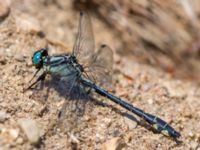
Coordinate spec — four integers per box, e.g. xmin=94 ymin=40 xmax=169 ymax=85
xmin=84 ymin=45 xmax=113 ymax=88
xmin=57 ymin=79 xmax=91 ymax=133
xmin=72 ymin=12 xmax=95 ymax=66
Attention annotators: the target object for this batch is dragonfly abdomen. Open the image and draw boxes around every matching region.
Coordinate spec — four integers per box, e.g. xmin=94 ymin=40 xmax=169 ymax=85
xmin=81 ymin=78 xmax=180 ymax=139
xmin=143 ymin=113 xmax=181 ymax=138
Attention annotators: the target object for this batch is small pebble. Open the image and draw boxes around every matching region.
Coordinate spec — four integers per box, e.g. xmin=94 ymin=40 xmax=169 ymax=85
xmin=190 ymin=141 xmax=198 ymax=150
xmin=196 ymin=147 xmax=200 ymax=150
xmin=69 ymin=133 xmax=80 ymax=144
xmin=188 ymin=131 xmax=195 ymax=138
xmin=16 ymin=137 xmax=24 ymax=144
xmin=18 ymin=118 xmax=43 ymax=145
xmin=9 ymin=129 xmax=19 ymax=140
xmin=101 ymin=137 xmax=125 ymax=150
xmin=147 ymin=98 xmax=154 ymax=105
xmin=0 ymin=0 xmax=10 ymax=20
xmin=0 ymin=111 xmax=8 ymax=122
xmin=14 ymin=54 xmax=25 ymax=62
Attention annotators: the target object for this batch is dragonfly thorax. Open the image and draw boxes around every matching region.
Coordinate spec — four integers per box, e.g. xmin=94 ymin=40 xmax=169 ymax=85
xmin=69 ymin=55 xmax=84 ymax=73
xmin=41 ymin=54 xmax=84 ymax=80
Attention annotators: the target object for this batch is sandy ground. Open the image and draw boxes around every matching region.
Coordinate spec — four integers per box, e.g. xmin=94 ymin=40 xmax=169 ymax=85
xmin=0 ymin=1 xmax=200 ymax=150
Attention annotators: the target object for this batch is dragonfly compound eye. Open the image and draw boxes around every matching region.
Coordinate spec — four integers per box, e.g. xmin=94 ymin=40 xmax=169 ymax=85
xmin=32 ymin=48 xmax=48 ymax=68
xmin=32 ymin=51 xmax=42 ymax=65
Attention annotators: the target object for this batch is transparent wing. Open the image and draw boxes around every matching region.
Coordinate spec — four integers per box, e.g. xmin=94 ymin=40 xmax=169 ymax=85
xmin=72 ymin=11 xmax=95 ymax=66
xmin=28 ymin=71 xmax=91 ymax=133
xmin=84 ymin=45 xmax=113 ymax=88
xmin=56 ymin=77 xmax=91 ymax=133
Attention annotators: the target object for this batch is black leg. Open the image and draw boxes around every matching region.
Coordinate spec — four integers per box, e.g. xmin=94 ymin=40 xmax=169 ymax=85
xmin=23 ymin=72 xmax=46 ymax=92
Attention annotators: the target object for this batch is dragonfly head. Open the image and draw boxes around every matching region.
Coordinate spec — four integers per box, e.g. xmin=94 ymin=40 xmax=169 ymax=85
xmin=32 ymin=48 xmax=48 ymax=69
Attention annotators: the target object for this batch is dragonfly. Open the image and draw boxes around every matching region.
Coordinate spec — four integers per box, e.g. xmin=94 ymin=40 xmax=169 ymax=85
xmin=25 ymin=11 xmax=181 ymax=139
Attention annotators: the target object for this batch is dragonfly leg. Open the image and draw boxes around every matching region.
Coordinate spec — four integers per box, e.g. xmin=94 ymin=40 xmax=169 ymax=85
xmin=23 ymin=72 xmax=46 ymax=92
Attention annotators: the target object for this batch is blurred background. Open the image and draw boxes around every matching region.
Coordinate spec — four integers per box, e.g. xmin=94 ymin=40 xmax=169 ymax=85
xmin=1 ymin=0 xmax=200 ymax=149
xmin=1 ymin=0 xmax=200 ymax=81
